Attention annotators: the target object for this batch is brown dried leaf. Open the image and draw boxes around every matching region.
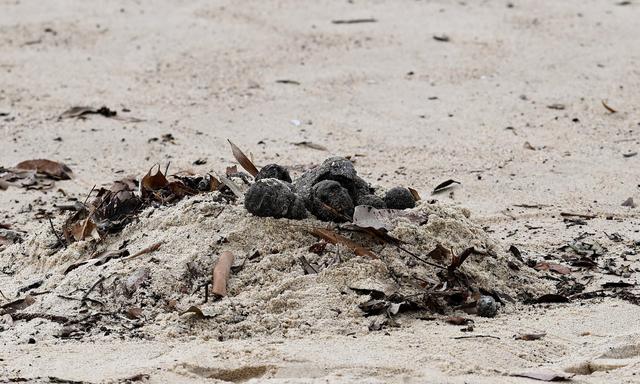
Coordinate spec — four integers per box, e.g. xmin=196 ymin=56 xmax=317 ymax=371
xmin=126 ymin=307 xmax=143 ymax=319
xmin=227 ymin=139 xmax=259 ymax=176
xmin=212 ymin=251 xmax=235 ymax=297
xmin=515 ymin=332 xmax=546 ymax=341
xmin=427 ymin=244 xmax=451 ymax=262
xmin=15 ymin=159 xmax=73 ymax=180
xmin=408 ymin=187 xmax=421 ymax=201
xmin=69 ymin=217 xmax=99 ymax=242
xmin=141 ymin=165 xmax=169 ymax=192
xmin=534 ymin=262 xmax=571 ymax=275
xmin=446 ymin=316 xmax=472 ymax=325
xmin=309 ymin=227 xmax=377 ymax=258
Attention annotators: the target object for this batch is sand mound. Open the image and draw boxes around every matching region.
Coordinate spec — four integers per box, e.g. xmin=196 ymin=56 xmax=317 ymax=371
xmin=0 ymin=195 xmax=551 ymax=342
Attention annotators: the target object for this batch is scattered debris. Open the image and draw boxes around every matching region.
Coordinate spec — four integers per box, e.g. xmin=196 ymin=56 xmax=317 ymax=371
xmin=547 ymin=104 xmax=566 ymax=110
xmin=275 ymin=79 xmax=300 ymax=85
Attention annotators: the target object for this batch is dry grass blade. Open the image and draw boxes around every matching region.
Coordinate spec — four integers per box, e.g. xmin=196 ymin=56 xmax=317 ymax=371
xmin=601 ymin=100 xmax=617 ymax=113
xmin=227 ymin=139 xmax=259 ymax=176
xmin=309 ymin=227 xmax=377 ymax=258
xmin=212 ymin=251 xmax=235 ymax=297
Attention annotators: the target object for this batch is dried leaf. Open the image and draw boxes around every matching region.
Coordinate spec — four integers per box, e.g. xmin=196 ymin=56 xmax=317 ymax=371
xmin=218 ymin=174 xmax=244 ymax=198
xmin=227 ymin=139 xmax=259 ymax=176
xmin=15 ymin=159 xmax=73 ymax=180
xmin=515 ymin=332 xmax=546 ymax=341
xmin=512 ymin=370 xmax=573 ymax=381
xmin=212 ymin=251 xmax=235 ymax=297
xmin=126 ymin=307 xmax=143 ymax=319
xmin=179 ymin=306 xmax=213 ymax=319
xmin=309 ymin=227 xmax=377 ymax=258
xmin=534 ymin=262 xmax=571 ymax=275
xmin=547 ymin=104 xmax=566 ymax=110
xmin=446 ymin=316 xmax=472 ymax=325
xmin=427 ymin=244 xmax=451 ymax=262
xmin=141 ymin=165 xmax=169 ymax=192
xmin=407 ymin=187 xmax=421 ymax=201
xmin=293 ymin=141 xmax=328 ymax=151
xmin=433 ymin=34 xmax=450 ymax=42
xmin=433 ymin=179 xmax=460 ymax=194
xmin=601 ymin=100 xmax=617 ymax=113
xmin=68 ymin=217 xmax=99 ymax=242
xmin=602 ymin=281 xmax=634 ymax=289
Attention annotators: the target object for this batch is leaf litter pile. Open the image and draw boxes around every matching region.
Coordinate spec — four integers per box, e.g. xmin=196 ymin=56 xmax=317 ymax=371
xmin=0 ymin=142 xmax=553 ymax=342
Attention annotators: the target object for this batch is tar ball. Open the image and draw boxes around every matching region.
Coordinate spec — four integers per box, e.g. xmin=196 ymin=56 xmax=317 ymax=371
xmin=476 ymin=296 xmax=498 ymax=318
xmin=244 ymin=178 xmax=306 ymax=219
xmin=310 ymin=180 xmax=354 ymax=222
xmin=356 ymin=194 xmax=386 ymax=209
xmin=384 ymin=187 xmax=416 ymax=210
xmin=255 ymin=164 xmax=292 ymax=183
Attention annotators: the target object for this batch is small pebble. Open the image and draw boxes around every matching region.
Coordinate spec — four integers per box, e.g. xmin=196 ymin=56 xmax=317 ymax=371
xmin=476 ymin=296 xmax=498 ymax=318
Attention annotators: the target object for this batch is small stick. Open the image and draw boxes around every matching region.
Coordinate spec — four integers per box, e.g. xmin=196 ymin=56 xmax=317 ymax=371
xmin=560 ymin=212 xmax=596 ymax=219
xmin=212 ymin=251 xmax=235 ymax=297
xmin=453 ymin=335 xmax=501 ymax=340
xmin=122 ymin=242 xmax=163 ymax=261
xmin=83 ymin=184 xmax=96 ymax=205
xmin=48 ymin=217 xmax=66 ymax=248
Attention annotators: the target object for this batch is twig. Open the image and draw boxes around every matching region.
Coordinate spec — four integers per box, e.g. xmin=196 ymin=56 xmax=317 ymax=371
xmin=212 ymin=251 xmax=234 ymax=297
xmin=122 ymin=242 xmax=163 ymax=261
xmin=453 ymin=335 xmax=501 ymax=340
xmin=560 ymin=212 xmax=596 ymax=219
xmin=83 ymin=184 xmax=96 ymax=205
xmin=48 ymin=217 xmax=66 ymax=248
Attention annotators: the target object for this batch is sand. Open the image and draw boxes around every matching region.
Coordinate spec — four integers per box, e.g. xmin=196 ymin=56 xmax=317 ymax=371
xmin=2 ymin=0 xmax=640 ymax=382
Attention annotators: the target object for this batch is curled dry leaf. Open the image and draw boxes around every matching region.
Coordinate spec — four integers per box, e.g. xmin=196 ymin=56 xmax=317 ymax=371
xmin=309 ymin=227 xmax=377 ymax=259
xmin=227 ymin=139 xmax=259 ymax=176
xmin=179 ymin=306 xmax=213 ymax=319
xmin=212 ymin=251 xmax=235 ymax=297
xmin=515 ymin=332 xmax=546 ymax=341
xmin=15 ymin=159 xmax=73 ymax=180
xmin=0 ymin=295 xmax=35 ymax=315
xmin=408 ymin=187 xmax=421 ymax=201
xmin=141 ymin=165 xmax=169 ymax=192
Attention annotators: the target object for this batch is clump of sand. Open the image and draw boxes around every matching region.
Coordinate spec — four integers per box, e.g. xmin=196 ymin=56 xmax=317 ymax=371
xmin=0 ymin=194 xmax=551 ymax=342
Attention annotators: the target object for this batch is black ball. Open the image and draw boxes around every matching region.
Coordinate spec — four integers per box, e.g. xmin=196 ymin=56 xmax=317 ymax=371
xmin=255 ymin=164 xmax=292 ymax=183
xmin=356 ymin=194 xmax=386 ymax=209
xmin=384 ymin=187 xmax=416 ymax=210
xmin=244 ymin=178 xmax=306 ymax=219
xmin=311 ymin=180 xmax=354 ymax=222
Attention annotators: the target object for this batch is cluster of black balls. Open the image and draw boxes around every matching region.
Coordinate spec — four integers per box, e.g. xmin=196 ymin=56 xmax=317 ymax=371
xmin=244 ymin=157 xmax=416 ymax=221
